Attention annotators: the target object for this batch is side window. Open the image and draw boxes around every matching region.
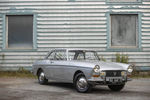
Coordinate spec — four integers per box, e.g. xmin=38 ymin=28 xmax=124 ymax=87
xmin=77 ymin=53 xmax=84 ymax=60
xmin=55 ymin=51 xmax=67 ymax=60
xmin=85 ymin=52 xmax=96 ymax=60
xmin=68 ymin=51 xmax=76 ymax=60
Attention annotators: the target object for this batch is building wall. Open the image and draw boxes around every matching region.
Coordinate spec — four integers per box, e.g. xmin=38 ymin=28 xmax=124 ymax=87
xmin=0 ymin=0 xmax=150 ymax=70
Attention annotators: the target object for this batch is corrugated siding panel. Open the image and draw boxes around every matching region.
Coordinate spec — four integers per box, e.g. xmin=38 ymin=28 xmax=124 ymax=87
xmin=142 ymin=11 xmax=150 ymax=51
xmin=0 ymin=15 xmax=3 ymax=51
xmin=0 ymin=0 xmax=150 ymax=70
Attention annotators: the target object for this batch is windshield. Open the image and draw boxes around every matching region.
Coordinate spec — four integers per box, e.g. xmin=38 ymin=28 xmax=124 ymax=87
xmin=68 ymin=50 xmax=100 ymax=61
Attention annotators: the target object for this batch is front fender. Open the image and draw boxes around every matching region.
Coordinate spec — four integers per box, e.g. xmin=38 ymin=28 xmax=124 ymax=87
xmin=77 ymin=67 xmax=93 ymax=81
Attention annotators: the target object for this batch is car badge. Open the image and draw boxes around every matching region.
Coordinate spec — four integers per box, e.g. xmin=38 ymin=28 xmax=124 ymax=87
xmin=113 ymin=72 xmax=117 ymax=76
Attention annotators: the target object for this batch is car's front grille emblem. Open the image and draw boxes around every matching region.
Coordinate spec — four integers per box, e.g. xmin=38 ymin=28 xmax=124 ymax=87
xmin=113 ymin=72 xmax=117 ymax=76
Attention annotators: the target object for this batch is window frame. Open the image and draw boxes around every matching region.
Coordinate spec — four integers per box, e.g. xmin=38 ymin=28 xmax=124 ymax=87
xmin=47 ymin=51 xmax=56 ymax=60
xmin=46 ymin=50 xmax=67 ymax=61
xmin=107 ymin=12 xmax=142 ymax=51
xmin=2 ymin=13 xmax=37 ymax=51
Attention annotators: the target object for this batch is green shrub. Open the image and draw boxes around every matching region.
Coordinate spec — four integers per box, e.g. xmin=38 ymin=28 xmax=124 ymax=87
xmin=115 ymin=53 xmax=128 ymax=64
xmin=116 ymin=53 xmax=121 ymax=63
xmin=100 ymin=56 xmax=106 ymax=62
xmin=17 ymin=67 xmax=30 ymax=74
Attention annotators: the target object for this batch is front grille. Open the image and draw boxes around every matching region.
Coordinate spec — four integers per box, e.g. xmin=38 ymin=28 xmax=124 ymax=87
xmin=106 ymin=71 xmax=121 ymax=77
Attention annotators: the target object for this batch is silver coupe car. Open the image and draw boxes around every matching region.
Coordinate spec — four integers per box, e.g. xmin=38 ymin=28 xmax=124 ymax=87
xmin=32 ymin=48 xmax=133 ymax=93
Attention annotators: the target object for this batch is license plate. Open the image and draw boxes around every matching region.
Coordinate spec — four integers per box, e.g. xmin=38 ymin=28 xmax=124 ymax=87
xmin=106 ymin=77 xmax=122 ymax=83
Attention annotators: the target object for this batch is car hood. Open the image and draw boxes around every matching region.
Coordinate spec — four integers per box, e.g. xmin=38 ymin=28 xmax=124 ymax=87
xmin=90 ymin=61 xmax=129 ymax=71
xmin=70 ymin=60 xmax=129 ymax=71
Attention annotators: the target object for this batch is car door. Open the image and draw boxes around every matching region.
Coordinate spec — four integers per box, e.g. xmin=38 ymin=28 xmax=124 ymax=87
xmin=44 ymin=51 xmax=56 ymax=80
xmin=45 ymin=50 xmax=68 ymax=81
xmin=51 ymin=50 xmax=68 ymax=81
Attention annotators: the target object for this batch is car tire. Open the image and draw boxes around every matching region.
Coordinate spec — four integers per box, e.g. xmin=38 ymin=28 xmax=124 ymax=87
xmin=108 ymin=84 xmax=125 ymax=91
xmin=37 ymin=70 xmax=48 ymax=85
xmin=74 ymin=73 xmax=92 ymax=93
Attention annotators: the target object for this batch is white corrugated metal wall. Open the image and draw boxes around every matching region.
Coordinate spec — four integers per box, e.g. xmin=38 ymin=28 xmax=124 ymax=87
xmin=0 ymin=0 xmax=150 ymax=70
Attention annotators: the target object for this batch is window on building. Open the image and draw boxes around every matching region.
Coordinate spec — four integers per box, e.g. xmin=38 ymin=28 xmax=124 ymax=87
xmin=110 ymin=14 xmax=138 ymax=48
xmin=108 ymin=0 xmax=140 ymax=2
xmin=6 ymin=15 xmax=33 ymax=49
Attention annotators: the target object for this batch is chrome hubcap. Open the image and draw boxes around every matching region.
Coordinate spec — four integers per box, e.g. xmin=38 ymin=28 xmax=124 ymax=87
xmin=39 ymin=72 xmax=45 ymax=82
xmin=77 ymin=77 xmax=88 ymax=90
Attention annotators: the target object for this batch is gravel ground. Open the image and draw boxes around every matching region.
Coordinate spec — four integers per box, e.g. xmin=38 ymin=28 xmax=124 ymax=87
xmin=0 ymin=78 xmax=150 ymax=100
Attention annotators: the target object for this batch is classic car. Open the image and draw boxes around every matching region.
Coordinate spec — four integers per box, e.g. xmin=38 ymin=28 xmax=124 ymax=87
xmin=32 ymin=48 xmax=133 ymax=93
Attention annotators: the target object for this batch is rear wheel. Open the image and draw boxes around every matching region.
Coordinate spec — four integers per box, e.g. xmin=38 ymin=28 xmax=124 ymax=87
xmin=108 ymin=84 xmax=125 ymax=91
xmin=37 ymin=70 xmax=48 ymax=85
xmin=74 ymin=73 xmax=92 ymax=93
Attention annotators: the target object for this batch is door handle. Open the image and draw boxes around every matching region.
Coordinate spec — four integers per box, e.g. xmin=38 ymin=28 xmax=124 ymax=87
xmin=51 ymin=61 xmax=54 ymax=63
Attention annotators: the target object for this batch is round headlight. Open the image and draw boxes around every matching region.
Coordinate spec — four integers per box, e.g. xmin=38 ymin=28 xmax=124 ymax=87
xmin=93 ymin=65 xmax=100 ymax=73
xmin=127 ymin=65 xmax=133 ymax=73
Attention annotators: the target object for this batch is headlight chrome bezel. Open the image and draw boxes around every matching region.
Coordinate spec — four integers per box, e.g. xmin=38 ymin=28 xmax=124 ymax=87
xmin=127 ymin=65 xmax=133 ymax=73
xmin=93 ymin=65 xmax=100 ymax=73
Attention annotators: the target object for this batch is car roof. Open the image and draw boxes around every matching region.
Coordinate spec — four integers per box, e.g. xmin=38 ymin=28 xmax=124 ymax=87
xmin=50 ymin=48 xmax=97 ymax=52
xmin=45 ymin=48 xmax=97 ymax=59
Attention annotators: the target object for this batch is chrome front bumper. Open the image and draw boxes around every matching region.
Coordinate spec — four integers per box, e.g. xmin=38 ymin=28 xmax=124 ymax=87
xmin=88 ymin=76 xmax=130 ymax=85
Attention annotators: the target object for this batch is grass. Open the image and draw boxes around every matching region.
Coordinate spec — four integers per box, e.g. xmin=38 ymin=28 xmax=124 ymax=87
xmin=0 ymin=67 xmax=36 ymax=78
xmin=131 ymin=70 xmax=150 ymax=78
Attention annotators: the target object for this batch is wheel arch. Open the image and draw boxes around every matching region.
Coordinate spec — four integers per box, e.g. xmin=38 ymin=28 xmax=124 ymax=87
xmin=73 ymin=70 xmax=84 ymax=82
xmin=73 ymin=70 xmax=93 ymax=93
xmin=36 ymin=68 xmax=43 ymax=76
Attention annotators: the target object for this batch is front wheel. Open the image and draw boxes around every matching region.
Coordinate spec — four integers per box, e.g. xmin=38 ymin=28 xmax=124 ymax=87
xmin=37 ymin=70 xmax=48 ymax=85
xmin=74 ymin=73 xmax=92 ymax=93
xmin=108 ymin=84 xmax=125 ymax=91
